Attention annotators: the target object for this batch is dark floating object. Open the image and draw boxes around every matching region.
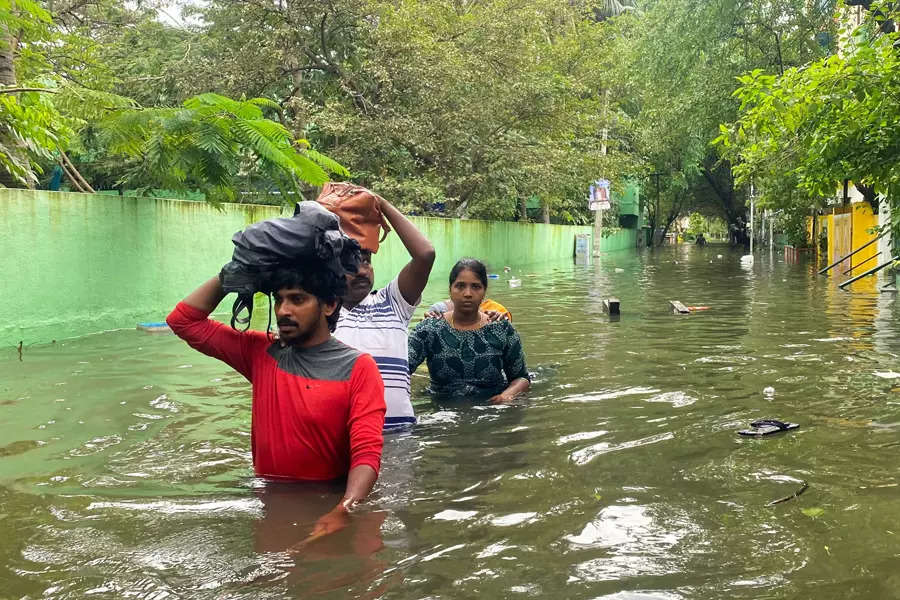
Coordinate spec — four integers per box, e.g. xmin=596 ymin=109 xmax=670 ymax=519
xmin=669 ymin=300 xmax=690 ymax=314
xmin=767 ymin=480 xmax=809 ymax=506
xmin=603 ymin=297 xmax=620 ymax=316
xmin=738 ymin=419 xmax=800 ymax=437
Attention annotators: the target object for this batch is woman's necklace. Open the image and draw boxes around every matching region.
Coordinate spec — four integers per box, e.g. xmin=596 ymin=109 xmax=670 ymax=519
xmin=449 ymin=311 xmax=483 ymax=330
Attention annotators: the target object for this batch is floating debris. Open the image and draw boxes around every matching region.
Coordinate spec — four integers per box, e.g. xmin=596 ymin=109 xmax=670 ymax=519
xmin=767 ymin=481 xmax=809 ymax=506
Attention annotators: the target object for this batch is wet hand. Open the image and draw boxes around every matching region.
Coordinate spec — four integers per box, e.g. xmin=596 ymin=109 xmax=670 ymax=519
xmin=423 ymin=310 xmax=445 ymax=321
xmin=489 ymin=393 xmax=513 ymax=404
xmin=289 ymin=504 xmax=351 ymax=553
xmin=311 ymin=504 xmax=351 ymax=537
xmin=484 ymin=310 xmax=509 ymax=322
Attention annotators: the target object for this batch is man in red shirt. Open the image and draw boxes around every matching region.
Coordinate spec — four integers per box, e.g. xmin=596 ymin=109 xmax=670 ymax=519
xmin=167 ymin=264 xmax=385 ymax=537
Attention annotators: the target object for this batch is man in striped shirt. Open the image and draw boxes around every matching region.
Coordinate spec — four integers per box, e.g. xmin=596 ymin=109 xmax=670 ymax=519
xmin=334 ymin=198 xmax=435 ymax=432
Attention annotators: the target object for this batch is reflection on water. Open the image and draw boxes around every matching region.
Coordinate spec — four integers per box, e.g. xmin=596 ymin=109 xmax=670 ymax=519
xmin=2 ymin=245 xmax=900 ymax=599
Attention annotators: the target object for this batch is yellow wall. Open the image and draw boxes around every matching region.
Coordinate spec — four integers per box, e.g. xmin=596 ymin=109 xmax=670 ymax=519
xmin=817 ymin=202 xmax=879 ymax=290
xmin=850 ymin=203 xmax=879 ymax=274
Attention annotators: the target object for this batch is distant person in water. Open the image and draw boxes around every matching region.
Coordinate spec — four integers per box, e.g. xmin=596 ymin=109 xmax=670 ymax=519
xmin=408 ymin=258 xmax=530 ymax=403
xmin=695 ymin=233 xmax=707 ymax=246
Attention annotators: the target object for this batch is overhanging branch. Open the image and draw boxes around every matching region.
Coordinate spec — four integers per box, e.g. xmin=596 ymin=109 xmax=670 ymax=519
xmin=0 ymin=87 xmax=57 ymax=94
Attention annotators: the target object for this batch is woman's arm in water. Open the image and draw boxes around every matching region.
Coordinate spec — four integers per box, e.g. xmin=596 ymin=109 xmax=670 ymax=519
xmin=490 ymin=377 xmax=530 ymax=404
xmin=490 ymin=321 xmax=531 ymax=404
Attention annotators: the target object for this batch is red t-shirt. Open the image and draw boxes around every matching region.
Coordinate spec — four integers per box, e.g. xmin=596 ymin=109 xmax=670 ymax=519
xmin=167 ymin=302 xmax=385 ymax=481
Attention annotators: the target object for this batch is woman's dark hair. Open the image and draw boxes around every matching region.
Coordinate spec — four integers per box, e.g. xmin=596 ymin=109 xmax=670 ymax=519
xmin=449 ymin=258 xmax=488 ymax=288
xmin=264 ymin=263 xmax=344 ymax=332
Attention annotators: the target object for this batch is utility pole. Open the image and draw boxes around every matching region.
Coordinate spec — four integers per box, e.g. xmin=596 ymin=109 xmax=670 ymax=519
xmin=769 ymin=209 xmax=774 ymax=253
xmin=593 ymin=90 xmax=610 ymax=257
xmin=749 ymin=182 xmax=755 ymax=254
xmin=648 ymin=172 xmax=662 ymax=247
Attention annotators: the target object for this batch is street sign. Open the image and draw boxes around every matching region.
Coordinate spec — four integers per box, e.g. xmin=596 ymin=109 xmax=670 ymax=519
xmin=589 ymin=179 xmax=611 ymax=211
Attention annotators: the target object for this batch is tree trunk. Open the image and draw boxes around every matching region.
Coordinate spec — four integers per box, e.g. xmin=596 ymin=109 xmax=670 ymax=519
xmin=0 ymin=25 xmax=32 ymax=188
xmin=701 ymin=157 xmax=747 ymax=247
xmin=541 ymin=201 xmax=550 ymax=224
xmin=856 ymin=182 xmax=879 ymax=214
xmin=518 ymin=197 xmax=528 ymax=222
xmin=0 ymin=27 xmax=16 ymax=87
xmin=658 ymin=220 xmax=674 ymax=245
xmin=656 ymin=192 xmax=685 ymax=246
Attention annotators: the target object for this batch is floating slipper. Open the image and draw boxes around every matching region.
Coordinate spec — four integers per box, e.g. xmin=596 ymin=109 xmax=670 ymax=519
xmin=738 ymin=419 xmax=799 ymax=437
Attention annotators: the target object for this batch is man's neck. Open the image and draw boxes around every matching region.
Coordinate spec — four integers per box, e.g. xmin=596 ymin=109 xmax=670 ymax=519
xmin=342 ymin=294 xmax=367 ymax=311
xmin=284 ymin=328 xmax=332 ymax=349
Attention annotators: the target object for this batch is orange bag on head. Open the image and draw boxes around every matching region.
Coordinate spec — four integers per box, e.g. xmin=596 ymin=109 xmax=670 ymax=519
xmin=315 ymin=182 xmax=391 ymax=253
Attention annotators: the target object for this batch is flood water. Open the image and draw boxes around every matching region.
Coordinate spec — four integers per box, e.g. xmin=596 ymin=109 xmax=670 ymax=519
xmin=3 ymin=245 xmax=900 ymax=599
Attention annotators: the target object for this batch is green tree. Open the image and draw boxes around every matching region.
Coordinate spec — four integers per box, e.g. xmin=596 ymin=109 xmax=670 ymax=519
xmin=603 ymin=0 xmax=835 ymax=244
xmin=100 ymin=93 xmax=349 ymax=203
xmin=0 ymin=0 xmax=138 ymax=188
xmin=687 ymin=212 xmax=705 ymax=235
xmin=716 ymin=2 xmax=899 ymax=241
xmin=139 ymin=0 xmax=631 ymax=219
xmin=0 ymin=0 xmax=346 ymax=200
xmin=0 ymin=0 xmax=60 ymax=186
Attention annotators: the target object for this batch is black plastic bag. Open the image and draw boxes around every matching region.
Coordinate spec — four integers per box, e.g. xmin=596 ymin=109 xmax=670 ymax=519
xmin=219 ymin=201 xmax=361 ymax=329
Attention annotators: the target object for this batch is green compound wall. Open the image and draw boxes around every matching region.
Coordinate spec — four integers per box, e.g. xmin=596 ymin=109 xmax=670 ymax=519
xmin=0 ymin=189 xmax=636 ymax=346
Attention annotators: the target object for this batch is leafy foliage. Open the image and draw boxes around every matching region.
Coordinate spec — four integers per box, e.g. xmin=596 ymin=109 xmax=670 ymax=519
xmin=100 ymin=93 xmax=349 ymax=203
xmin=0 ymin=0 xmax=140 ymax=186
xmin=158 ymin=0 xmax=633 ymax=218
xmin=687 ymin=213 xmax=706 ymax=236
xmin=603 ymin=0 xmax=835 ymax=242
xmin=0 ymin=91 xmax=69 ymax=186
xmin=2 ymin=0 xmax=868 ymax=232
xmin=716 ymin=1 xmax=899 ymax=240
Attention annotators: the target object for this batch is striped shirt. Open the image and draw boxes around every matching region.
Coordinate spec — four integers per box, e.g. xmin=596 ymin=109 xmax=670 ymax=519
xmin=334 ymin=278 xmax=417 ymax=431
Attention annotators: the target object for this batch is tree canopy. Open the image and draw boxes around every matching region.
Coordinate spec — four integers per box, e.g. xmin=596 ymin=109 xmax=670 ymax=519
xmin=716 ymin=1 xmax=899 ymax=242
xmin=601 ymin=0 xmax=835 ymax=241
xmin=2 ymin=0 xmax=894 ymax=236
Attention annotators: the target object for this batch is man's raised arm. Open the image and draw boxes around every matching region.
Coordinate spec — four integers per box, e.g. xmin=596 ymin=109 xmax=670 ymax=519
xmin=381 ymin=199 xmax=435 ymax=306
xmin=167 ymin=275 xmax=256 ymax=379
xmin=182 ymin=276 xmax=227 ymax=313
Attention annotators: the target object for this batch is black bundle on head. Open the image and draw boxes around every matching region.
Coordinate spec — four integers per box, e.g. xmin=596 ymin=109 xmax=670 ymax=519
xmin=220 ymin=201 xmax=361 ymax=331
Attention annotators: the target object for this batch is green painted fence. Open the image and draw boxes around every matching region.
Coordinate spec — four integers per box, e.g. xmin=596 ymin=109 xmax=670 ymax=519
xmin=0 ymin=189 xmax=635 ymax=346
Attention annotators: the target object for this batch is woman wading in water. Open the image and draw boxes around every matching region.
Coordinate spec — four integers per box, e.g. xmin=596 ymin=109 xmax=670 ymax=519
xmin=408 ymin=259 xmax=530 ymax=403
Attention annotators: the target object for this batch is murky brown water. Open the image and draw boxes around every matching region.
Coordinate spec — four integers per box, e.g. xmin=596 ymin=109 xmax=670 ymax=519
xmin=2 ymin=245 xmax=900 ymax=599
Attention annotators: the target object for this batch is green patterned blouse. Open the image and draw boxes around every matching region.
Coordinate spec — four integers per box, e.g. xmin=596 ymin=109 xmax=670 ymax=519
xmin=408 ymin=317 xmax=529 ymax=399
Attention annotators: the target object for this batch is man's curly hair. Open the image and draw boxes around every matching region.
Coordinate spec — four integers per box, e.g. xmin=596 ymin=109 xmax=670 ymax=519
xmin=262 ymin=261 xmax=346 ymax=332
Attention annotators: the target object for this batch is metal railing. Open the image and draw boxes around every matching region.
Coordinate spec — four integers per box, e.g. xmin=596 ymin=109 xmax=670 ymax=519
xmin=839 ymin=256 xmax=898 ymax=289
xmin=818 ymin=230 xmax=888 ymax=275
